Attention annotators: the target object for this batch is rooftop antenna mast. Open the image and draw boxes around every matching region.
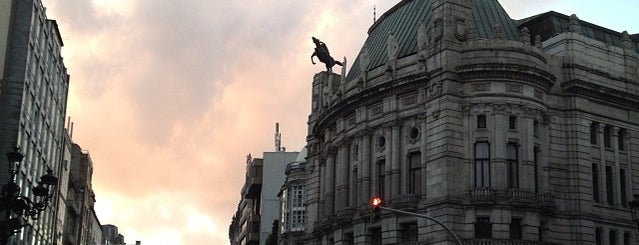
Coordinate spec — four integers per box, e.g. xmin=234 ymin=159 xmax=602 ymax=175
xmin=373 ymin=5 xmax=377 ymax=23
xmin=275 ymin=123 xmax=282 ymax=152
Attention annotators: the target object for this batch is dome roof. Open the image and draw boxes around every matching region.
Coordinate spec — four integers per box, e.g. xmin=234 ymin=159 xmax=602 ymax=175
xmin=346 ymin=0 xmax=520 ymax=81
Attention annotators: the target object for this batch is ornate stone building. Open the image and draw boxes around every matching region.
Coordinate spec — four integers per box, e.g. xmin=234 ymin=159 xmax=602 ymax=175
xmin=303 ymin=0 xmax=638 ymax=244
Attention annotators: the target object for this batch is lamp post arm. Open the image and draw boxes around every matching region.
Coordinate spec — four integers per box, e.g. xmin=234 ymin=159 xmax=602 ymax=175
xmin=380 ymin=206 xmax=463 ymax=245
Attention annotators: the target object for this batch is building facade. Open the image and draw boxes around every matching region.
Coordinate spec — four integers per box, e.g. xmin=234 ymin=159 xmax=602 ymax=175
xmin=303 ymin=0 xmax=639 ymax=244
xmin=62 ymin=143 xmax=104 ymax=245
xmin=0 ymin=0 xmax=70 ymax=244
xmin=103 ymin=224 xmax=126 ymax=245
xmin=230 ymin=150 xmax=300 ymax=245
xmin=278 ymin=149 xmax=307 ymax=245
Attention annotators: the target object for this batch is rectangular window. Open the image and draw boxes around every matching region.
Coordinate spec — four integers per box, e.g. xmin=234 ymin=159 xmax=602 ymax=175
xmin=604 ymin=125 xmax=612 ymax=148
xmin=408 ymin=152 xmax=421 ymax=194
xmin=533 ymin=120 xmax=540 ymax=136
xmin=400 ymin=222 xmax=418 ymax=242
xmin=593 ymin=163 xmax=600 ymax=202
xmin=352 ymin=167 xmax=358 ymax=207
xmin=475 ymin=217 xmax=492 ymax=239
xmin=620 ymin=168 xmax=627 ymax=208
xmin=595 ymin=228 xmax=603 ymax=245
xmin=477 ymin=115 xmax=487 ymax=129
xmin=510 ymin=218 xmax=523 ymax=240
xmin=507 ymin=143 xmax=519 ymax=188
xmin=475 ymin=142 xmax=491 ymax=187
xmin=618 ymin=129 xmax=626 ymax=151
xmin=624 ymin=232 xmax=631 ymax=245
xmin=509 ymin=115 xmax=518 ymax=130
xmin=370 ymin=228 xmax=382 ymax=245
xmin=610 ymin=230 xmax=618 ymax=245
xmin=343 ymin=233 xmax=354 ymax=245
xmin=377 ymin=160 xmax=385 ymax=200
xmin=591 ymin=122 xmax=599 ymax=145
xmin=606 ymin=166 xmax=614 ymax=205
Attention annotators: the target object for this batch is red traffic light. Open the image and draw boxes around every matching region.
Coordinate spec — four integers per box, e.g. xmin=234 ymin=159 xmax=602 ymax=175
xmin=371 ymin=197 xmax=382 ymax=207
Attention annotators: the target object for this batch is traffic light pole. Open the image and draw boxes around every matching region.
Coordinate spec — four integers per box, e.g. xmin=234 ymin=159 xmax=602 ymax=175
xmin=379 ymin=206 xmax=462 ymax=245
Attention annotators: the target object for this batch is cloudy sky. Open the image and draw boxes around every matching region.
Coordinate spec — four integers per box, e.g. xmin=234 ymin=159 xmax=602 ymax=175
xmin=40 ymin=0 xmax=638 ymax=244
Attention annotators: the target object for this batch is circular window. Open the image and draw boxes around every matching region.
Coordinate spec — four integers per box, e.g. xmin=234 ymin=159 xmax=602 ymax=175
xmin=377 ymin=136 xmax=386 ymax=148
xmin=410 ymin=127 xmax=420 ymax=140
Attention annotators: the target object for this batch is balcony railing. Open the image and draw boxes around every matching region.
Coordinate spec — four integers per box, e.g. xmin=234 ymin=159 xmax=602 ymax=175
xmin=464 ymin=239 xmax=555 ymax=245
xmin=335 ymin=207 xmax=356 ymax=225
xmin=392 ymin=194 xmax=420 ymax=210
xmin=537 ymin=193 xmax=557 ymax=211
xmin=470 ymin=188 xmax=496 ymax=205
xmin=508 ymin=189 xmax=534 ymax=206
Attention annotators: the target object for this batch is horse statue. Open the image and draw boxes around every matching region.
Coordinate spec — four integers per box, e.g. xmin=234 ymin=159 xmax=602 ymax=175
xmin=311 ymin=37 xmax=343 ymax=71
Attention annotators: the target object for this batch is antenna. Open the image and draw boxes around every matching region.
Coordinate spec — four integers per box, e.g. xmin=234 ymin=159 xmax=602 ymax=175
xmin=373 ymin=5 xmax=377 ymax=23
xmin=275 ymin=123 xmax=282 ymax=152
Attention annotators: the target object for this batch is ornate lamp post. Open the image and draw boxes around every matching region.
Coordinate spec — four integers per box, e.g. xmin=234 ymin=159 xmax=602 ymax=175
xmin=0 ymin=147 xmax=58 ymax=244
xmin=630 ymin=194 xmax=639 ymax=231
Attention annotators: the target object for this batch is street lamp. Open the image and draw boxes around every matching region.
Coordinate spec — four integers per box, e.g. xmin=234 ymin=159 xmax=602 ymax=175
xmin=0 ymin=147 xmax=58 ymax=244
xmin=630 ymin=194 xmax=639 ymax=231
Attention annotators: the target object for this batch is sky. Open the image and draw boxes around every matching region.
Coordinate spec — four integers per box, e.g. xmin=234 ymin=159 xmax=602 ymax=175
xmin=39 ymin=0 xmax=638 ymax=244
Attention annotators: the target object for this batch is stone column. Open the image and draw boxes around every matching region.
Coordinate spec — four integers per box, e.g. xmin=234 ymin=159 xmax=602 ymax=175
xmin=613 ymin=127 xmax=621 ymax=207
xmin=522 ymin=112 xmax=536 ymax=191
xmin=492 ymin=107 xmax=507 ymax=189
xmin=419 ymin=115 xmax=428 ymax=200
xmin=336 ymin=143 xmax=349 ymax=210
xmin=325 ymin=150 xmax=336 ymax=215
xmin=385 ymin=129 xmax=393 ymax=199
xmin=598 ymin=124 xmax=607 ymax=204
xmin=319 ymin=159 xmax=326 ymax=218
xmin=362 ymin=132 xmax=372 ymax=204
xmin=391 ymin=124 xmax=401 ymax=199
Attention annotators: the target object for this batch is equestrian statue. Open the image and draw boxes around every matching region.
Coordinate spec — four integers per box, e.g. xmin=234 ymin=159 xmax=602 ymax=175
xmin=311 ymin=37 xmax=343 ymax=72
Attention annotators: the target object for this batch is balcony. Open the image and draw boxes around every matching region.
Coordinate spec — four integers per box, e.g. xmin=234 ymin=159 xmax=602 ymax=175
xmin=508 ymin=189 xmax=534 ymax=207
xmin=470 ymin=188 xmax=496 ymax=205
xmin=464 ymin=239 xmax=555 ymax=245
xmin=392 ymin=194 xmax=420 ymax=210
xmin=243 ymin=164 xmax=263 ymax=199
xmin=537 ymin=193 xmax=557 ymax=211
xmin=335 ymin=207 xmax=356 ymax=225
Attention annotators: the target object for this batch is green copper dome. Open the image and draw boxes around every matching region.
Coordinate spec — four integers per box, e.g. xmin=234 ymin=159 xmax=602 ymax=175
xmin=347 ymin=0 xmax=519 ymax=81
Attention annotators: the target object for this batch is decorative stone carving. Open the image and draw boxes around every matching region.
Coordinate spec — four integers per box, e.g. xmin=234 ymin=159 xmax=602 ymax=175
xmin=359 ymin=44 xmax=370 ymax=73
xmin=432 ymin=110 xmax=440 ymax=120
xmin=520 ymin=27 xmax=530 ymax=44
xmin=387 ymin=32 xmax=399 ymax=61
xmin=375 ymin=135 xmax=386 ymax=153
xmin=370 ymin=104 xmax=383 ymax=116
xmin=506 ymin=83 xmax=523 ymax=93
xmin=417 ymin=23 xmax=429 ymax=51
xmin=569 ymin=14 xmax=582 ymax=34
xmin=621 ymin=31 xmax=633 ymax=49
xmin=467 ymin=24 xmax=478 ymax=41
xmin=534 ymin=35 xmax=542 ymax=48
xmin=433 ymin=18 xmax=443 ymax=42
xmin=406 ymin=126 xmax=421 ymax=145
xmin=455 ymin=18 xmax=467 ymax=42
xmin=492 ymin=23 xmax=505 ymax=40
xmin=471 ymin=83 xmax=490 ymax=92
xmin=429 ymin=82 xmax=443 ymax=97
xmin=461 ymin=102 xmax=472 ymax=116
xmin=401 ymin=94 xmax=418 ymax=106
xmin=534 ymin=89 xmax=543 ymax=100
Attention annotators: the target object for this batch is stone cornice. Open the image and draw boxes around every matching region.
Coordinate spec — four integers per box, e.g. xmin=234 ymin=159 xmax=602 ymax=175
xmin=312 ymin=73 xmax=430 ymax=136
xmin=561 ymin=79 xmax=639 ymax=110
xmin=457 ymin=63 xmax=556 ymax=90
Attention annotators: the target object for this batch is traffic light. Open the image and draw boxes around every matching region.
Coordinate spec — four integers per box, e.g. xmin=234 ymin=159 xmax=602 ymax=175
xmin=370 ymin=197 xmax=382 ymax=223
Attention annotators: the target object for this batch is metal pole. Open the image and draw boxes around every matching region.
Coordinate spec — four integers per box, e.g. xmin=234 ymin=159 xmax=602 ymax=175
xmin=380 ymin=206 xmax=463 ymax=245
